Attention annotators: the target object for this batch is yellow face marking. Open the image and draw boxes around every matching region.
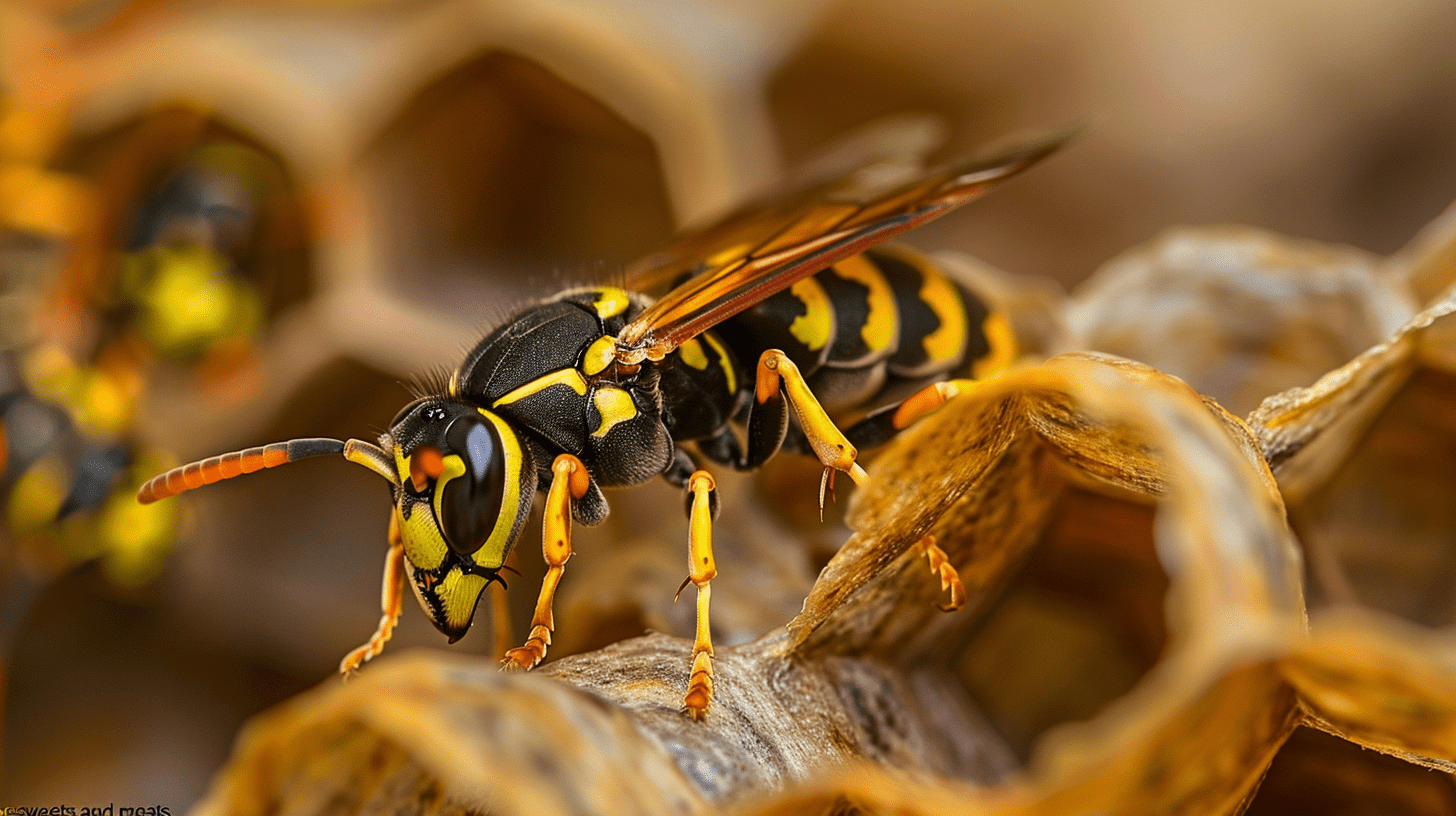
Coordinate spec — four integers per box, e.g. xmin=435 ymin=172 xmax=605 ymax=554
xmin=833 ymin=254 xmax=899 ymax=353
xmin=972 ymin=313 xmax=1019 ymax=380
xmin=918 ymin=265 xmax=969 ymax=364
xmin=678 ymin=338 xmax=709 ymax=370
xmin=448 ymin=369 xmax=460 ymax=397
xmin=472 ymin=409 xmax=523 ymax=569
xmin=395 ymin=502 xmax=448 ymax=571
xmin=436 ymin=567 xmax=490 ymax=632
xmin=591 ymin=386 xmax=638 ymax=438
xmin=787 ymin=277 xmax=832 ymax=351
xmin=430 ymin=453 xmax=467 ymax=530
xmin=492 ymin=368 xmax=588 ymax=407
xmin=592 ymin=287 xmax=631 ymax=319
xmin=582 ymin=335 xmax=616 ymax=376
xmin=702 ymin=332 xmax=737 ymax=394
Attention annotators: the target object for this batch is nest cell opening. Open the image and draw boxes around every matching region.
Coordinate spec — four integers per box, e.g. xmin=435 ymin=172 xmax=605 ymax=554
xmin=1293 ymin=365 xmax=1456 ymax=627
xmin=367 ymin=51 xmax=676 ymax=308
xmin=953 ymin=466 xmax=1171 ymax=762
xmin=1244 ymin=726 xmax=1456 ymax=815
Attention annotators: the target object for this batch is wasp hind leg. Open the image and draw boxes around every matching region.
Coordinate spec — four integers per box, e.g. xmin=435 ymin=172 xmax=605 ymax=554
xmin=340 ymin=514 xmax=406 ymax=676
xmin=832 ymin=378 xmax=977 ymax=453
xmin=746 ymin=350 xmax=867 ymax=510
xmin=674 ymin=470 xmax=719 ymax=720
xmin=502 ymin=453 xmax=591 ymax=671
xmin=917 ymin=534 xmax=966 ymax=612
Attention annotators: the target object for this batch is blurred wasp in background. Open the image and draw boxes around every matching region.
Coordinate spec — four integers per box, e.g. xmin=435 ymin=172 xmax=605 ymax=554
xmin=138 ymin=125 xmax=1073 ymax=718
xmin=1 ymin=106 xmax=305 ymax=649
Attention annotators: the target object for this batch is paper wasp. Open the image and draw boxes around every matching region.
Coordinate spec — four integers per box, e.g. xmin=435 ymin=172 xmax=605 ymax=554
xmin=4 ymin=135 xmax=288 ymax=589
xmin=136 ymin=127 xmax=1072 ymax=718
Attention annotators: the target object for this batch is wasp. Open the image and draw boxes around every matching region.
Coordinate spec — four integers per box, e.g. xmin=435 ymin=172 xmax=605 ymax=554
xmin=4 ymin=136 xmax=285 ymax=590
xmin=136 ymin=127 xmax=1071 ymax=718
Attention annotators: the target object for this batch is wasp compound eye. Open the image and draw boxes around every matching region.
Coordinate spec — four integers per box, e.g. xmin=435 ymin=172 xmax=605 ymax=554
xmin=437 ymin=413 xmax=507 ymax=556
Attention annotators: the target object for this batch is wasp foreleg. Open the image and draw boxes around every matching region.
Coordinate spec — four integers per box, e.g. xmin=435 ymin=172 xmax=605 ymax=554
xmin=502 ymin=453 xmax=590 ymax=671
xmin=340 ymin=514 xmax=406 ymax=676
xmin=676 ymin=470 xmax=719 ymax=720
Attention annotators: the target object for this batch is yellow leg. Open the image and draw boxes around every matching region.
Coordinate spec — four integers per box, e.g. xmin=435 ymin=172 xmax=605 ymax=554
xmin=757 ymin=349 xmax=868 ymax=489
xmin=677 ymin=471 xmax=718 ymax=720
xmin=502 ymin=454 xmax=589 ymax=671
xmin=892 ymin=379 xmax=974 ymax=430
xmin=918 ymin=535 xmax=966 ymax=612
xmin=340 ymin=514 xmax=405 ymax=676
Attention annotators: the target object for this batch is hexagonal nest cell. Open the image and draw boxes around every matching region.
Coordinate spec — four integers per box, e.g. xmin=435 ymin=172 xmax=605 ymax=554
xmin=366 ymin=51 xmax=677 ymax=309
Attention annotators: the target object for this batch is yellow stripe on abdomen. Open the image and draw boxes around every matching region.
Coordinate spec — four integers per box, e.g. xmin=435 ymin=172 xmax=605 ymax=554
xmin=918 ymin=265 xmax=969 ymax=365
xmin=787 ymin=277 xmax=833 ymax=352
xmin=833 ymin=254 xmax=899 ymax=354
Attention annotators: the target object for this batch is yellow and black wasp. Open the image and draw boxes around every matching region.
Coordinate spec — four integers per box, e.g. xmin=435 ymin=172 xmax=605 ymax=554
xmin=136 ymin=126 xmax=1072 ymax=718
xmin=3 ymin=130 xmax=288 ymax=589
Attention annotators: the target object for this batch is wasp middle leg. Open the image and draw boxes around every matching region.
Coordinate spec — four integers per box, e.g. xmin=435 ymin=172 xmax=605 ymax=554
xmin=502 ymin=453 xmax=590 ymax=671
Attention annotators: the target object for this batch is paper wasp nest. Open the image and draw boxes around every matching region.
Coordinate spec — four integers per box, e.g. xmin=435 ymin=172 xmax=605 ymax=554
xmin=5 ymin=2 xmax=1456 ymax=815
xmin=186 ymin=218 xmax=1456 ymax=816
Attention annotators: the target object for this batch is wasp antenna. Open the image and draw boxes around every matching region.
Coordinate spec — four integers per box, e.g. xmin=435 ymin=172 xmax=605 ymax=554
xmin=137 ymin=438 xmax=348 ymax=504
xmin=343 ymin=438 xmax=399 ymax=486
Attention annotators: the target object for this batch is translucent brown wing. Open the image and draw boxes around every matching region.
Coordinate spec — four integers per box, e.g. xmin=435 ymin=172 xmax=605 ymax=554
xmin=613 ymin=125 xmax=1078 ymax=364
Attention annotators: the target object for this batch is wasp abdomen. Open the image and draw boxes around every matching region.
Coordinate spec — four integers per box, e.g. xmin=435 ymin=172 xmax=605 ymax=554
xmin=871 ymin=245 xmax=994 ymax=380
xmin=714 ymin=244 xmax=1006 ymax=420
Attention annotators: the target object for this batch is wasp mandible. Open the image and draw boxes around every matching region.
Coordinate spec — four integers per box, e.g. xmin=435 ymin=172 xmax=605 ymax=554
xmin=137 ymin=127 xmax=1073 ymax=719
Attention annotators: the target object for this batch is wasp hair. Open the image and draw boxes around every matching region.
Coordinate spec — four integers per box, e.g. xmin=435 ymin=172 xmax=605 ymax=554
xmin=405 ymin=365 xmax=454 ymax=399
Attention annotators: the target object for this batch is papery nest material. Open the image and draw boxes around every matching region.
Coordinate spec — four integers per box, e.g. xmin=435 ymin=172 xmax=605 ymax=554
xmin=196 ymin=352 xmax=1307 ymax=816
xmin=1031 ymin=215 xmax=1456 ymax=780
xmin=1248 ymin=285 xmax=1456 ymax=772
xmin=1066 ymin=225 xmax=1416 ymax=417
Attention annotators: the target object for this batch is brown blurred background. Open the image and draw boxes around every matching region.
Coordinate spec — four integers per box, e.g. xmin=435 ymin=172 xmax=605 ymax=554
xmin=2 ymin=0 xmax=1456 ymax=809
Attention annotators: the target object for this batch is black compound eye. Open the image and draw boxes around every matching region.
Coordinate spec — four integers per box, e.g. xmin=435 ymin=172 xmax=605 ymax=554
xmin=437 ymin=413 xmax=507 ymax=555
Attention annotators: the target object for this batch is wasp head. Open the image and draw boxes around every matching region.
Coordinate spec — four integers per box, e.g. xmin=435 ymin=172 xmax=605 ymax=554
xmin=385 ymin=398 xmax=537 ymax=642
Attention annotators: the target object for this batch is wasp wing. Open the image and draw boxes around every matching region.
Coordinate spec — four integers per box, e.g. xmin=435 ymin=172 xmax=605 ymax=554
xmin=625 ymin=112 xmax=950 ymax=297
xmin=613 ymin=125 xmax=1077 ymax=364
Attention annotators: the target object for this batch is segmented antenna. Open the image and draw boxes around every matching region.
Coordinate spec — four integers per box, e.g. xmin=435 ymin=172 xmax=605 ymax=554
xmin=137 ymin=438 xmax=347 ymax=504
